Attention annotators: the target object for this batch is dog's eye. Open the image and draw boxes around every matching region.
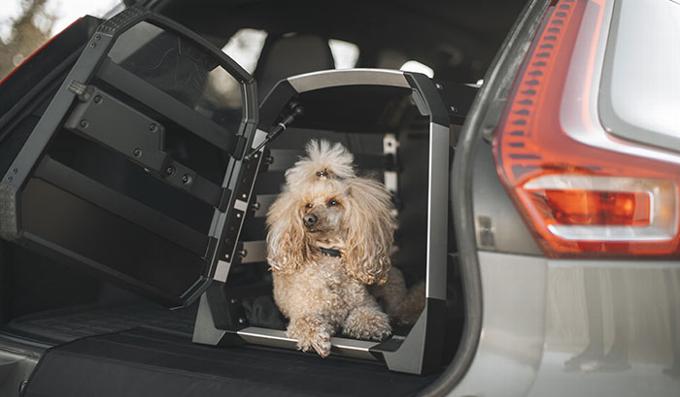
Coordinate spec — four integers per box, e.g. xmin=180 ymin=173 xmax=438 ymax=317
xmin=327 ymin=199 xmax=338 ymax=207
xmin=305 ymin=203 xmax=313 ymax=209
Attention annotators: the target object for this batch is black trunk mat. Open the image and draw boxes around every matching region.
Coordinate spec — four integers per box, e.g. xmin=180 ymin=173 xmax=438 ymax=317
xmin=4 ymin=303 xmax=197 ymax=342
xmin=4 ymin=295 xmax=284 ymax=343
xmin=23 ymin=328 xmax=438 ymax=397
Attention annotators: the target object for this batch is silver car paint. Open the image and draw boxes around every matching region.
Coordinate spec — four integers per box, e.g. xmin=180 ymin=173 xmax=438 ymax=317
xmin=451 ymin=252 xmax=680 ymax=397
xmin=449 ymin=251 xmax=548 ymax=397
xmin=529 ymin=259 xmax=680 ymax=396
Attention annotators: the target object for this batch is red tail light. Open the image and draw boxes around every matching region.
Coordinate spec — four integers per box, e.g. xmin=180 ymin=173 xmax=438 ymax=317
xmin=534 ymin=189 xmax=651 ymax=227
xmin=493 ymin=0 xmax=680 ymax=257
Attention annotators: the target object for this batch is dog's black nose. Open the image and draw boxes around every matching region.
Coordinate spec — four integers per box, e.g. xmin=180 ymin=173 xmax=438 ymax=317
xmin=303 ymin=213 xmax=318 ymax=227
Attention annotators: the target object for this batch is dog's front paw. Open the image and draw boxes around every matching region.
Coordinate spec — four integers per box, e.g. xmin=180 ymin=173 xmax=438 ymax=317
xmin=287 ymin=316 xmax=333 ymax=358
xmin=342 ymin=306 xmax=392 ymax=341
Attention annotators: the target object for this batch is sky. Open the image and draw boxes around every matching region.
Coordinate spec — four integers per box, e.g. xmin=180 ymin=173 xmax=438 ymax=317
xmin=0 ymin=0 xmax=122 ymax=42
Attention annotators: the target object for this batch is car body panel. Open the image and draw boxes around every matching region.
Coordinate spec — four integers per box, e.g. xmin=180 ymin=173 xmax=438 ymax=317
xmin=449 ymin=252 xmax=680 ymax=397
xmin=472 ymin=142 xmax=542 ymax=256
xmin=528 ymin=259 xmax=680 ymax=397
xmin=449 ymin=251 xmax=548 ymax=397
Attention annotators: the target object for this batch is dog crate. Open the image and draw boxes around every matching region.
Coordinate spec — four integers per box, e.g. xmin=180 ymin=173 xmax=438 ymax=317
xmin=192 ymin=69 xmax=452 ymax=374
xmin=0 ymin=7 xmax=469 ymax=375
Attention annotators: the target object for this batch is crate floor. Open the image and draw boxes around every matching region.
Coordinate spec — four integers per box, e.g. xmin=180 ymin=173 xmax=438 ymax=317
xmin=22 ymin=328 xmax=439 ymax=397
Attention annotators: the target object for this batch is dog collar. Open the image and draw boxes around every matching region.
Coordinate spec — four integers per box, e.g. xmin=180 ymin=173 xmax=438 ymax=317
xmin=319 ymin=247 xmax=342 ymax=257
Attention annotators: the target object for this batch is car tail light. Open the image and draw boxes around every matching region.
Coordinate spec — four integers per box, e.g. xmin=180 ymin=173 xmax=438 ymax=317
xmin=493 ymin=0 xmax=680 ymax=257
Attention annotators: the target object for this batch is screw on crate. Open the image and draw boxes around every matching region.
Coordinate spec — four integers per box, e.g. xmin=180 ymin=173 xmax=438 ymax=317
xmin=243 ymin=102 xmax=304 ymax=161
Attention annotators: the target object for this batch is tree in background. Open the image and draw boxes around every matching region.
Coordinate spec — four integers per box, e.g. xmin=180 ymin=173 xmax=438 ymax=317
xmin=0 ymin=0 xmax=56 ymax=79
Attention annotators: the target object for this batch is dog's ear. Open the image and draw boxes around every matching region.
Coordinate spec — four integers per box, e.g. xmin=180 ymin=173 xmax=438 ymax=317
xmin=266 ymin=191 xmax=308 ymax=274
xmin=343 ymin=177 xmax=397 ymax=285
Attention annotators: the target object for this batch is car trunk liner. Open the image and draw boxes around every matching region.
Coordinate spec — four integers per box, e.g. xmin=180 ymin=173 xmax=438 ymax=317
xmin=4 ymin=303 xmax=197 ymax=343
xmin=4 ymin=295 xmax=284 ymax=343
xmin=22 ymin=328 xmax=439 ymax=397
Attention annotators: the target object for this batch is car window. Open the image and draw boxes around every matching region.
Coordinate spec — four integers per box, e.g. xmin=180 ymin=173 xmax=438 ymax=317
xmin=221 ymin=28 xmax=267 ymax=74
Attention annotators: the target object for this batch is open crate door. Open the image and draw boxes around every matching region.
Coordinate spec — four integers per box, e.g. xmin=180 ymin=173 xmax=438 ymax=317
xmin=0 ymin=7 xmax=260 ymax=307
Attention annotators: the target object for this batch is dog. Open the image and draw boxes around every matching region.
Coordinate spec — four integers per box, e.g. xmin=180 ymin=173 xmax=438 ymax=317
xmin=266 ymin=140 xmax=424 ymax=357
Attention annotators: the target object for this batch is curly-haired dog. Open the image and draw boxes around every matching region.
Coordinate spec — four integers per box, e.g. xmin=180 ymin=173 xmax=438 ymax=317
xmin=266 ymin=140 xmax=424 ymax=357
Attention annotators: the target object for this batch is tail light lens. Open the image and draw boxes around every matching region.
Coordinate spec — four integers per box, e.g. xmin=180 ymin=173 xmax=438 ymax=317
xmin=493 ymin=0 xmax=680 ymax=257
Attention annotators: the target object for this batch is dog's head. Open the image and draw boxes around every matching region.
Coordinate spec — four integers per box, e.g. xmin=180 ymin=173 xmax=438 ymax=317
xmin=266 ymin=141 xmax=396 ymax=285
